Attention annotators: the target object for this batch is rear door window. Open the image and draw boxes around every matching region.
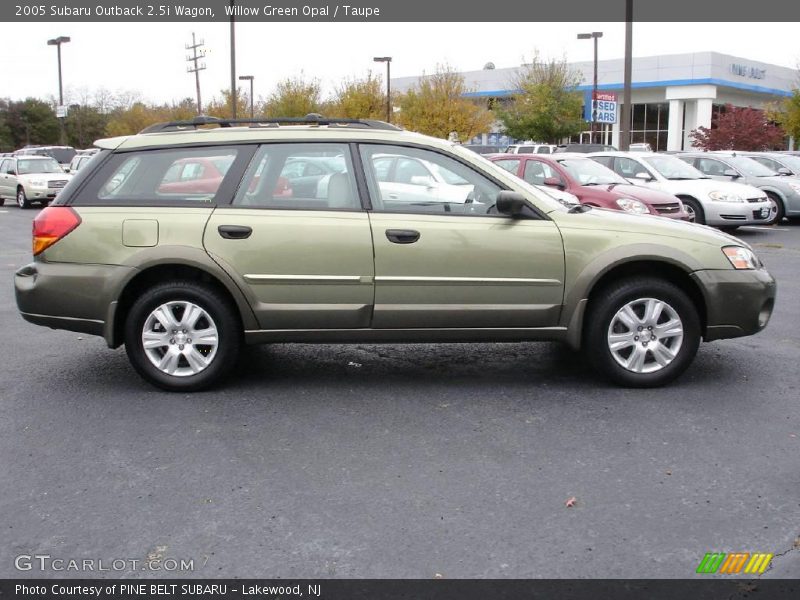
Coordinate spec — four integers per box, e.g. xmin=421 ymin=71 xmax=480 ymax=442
xmin=233 ymin=143 xmax=359 ymax=211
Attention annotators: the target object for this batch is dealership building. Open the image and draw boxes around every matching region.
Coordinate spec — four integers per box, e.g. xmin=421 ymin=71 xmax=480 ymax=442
xmin=392 ymin=52 xmax=796 ymax=150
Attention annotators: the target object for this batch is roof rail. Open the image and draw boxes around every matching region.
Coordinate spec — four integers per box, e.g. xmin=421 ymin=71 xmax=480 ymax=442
xmin=138 ymin=113 xmax=402 ymax=134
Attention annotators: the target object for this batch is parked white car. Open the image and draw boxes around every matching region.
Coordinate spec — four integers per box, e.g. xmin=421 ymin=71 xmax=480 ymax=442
xmin=588 ymin=152 xmax=772 ymax=229
xmin=0 ymin=155 xmax=72 ymax=208
xmin=371 ymin=153 xmax=477 ymax=204
xmin=504 ymin=143 xmax=559 ymax=155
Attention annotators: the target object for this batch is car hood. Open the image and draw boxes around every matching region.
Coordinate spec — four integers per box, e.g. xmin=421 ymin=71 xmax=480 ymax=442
xmin=551 ymin=203 xmax=747 ymax=250
xmin=17 ymin=173 xmax=72 ymax=181
xmin=603 ymin=183 xmax=679 ymax=205
xmin=657 ymin=178 xmax=765 ymax=199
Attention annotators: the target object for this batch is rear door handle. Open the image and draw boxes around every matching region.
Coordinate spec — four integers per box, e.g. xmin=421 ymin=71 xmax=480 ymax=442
xmin=218 ymin=225 xmax=252 ymax=239
xmin=385 ymin=229 xmax=420 ymax=244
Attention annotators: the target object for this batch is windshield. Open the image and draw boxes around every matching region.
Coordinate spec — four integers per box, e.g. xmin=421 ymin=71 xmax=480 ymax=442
xmin=643 ymin=155 xmax=706 ymax=180
xmin=773 ymin=154 xmax=800 ymax=173
xmin=724 ymin=156 xmax=778 ymax=177
xmin=557 ymin=158 xmax=628 ymax=185
xmin=18 ymin=158 xmax=62 ymax=174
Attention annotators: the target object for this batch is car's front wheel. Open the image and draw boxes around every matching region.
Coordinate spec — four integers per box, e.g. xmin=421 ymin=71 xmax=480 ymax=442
xmin=17 ymin=188 xmax=30 ymax=209
xmin=584 ymin=277 xmax=701 ymax=387
xmin=124 ymin=281 xmax=241 ymax=392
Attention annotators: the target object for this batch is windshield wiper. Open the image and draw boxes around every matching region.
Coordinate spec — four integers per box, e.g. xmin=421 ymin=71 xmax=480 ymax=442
xmin=568 ymin=204 xmax=592 ymax=213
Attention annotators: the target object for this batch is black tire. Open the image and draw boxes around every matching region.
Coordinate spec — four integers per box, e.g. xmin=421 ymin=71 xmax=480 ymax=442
xmin=0 ymin=198 xmax=5 ymax=206
xmin=680 ymin=196 xmax=704 ymax=224
xmin=124 ymin=281 xmax=242 ymax=392
xmin=583 ymin=277 xmax=701 ymax=388
xmin=765 ymin=192 xmax=784 ymax=225
xmin=16 ymin=187 xmax=30 ymax=209
xmin=40 ymin=199 xmax=50 ymax=208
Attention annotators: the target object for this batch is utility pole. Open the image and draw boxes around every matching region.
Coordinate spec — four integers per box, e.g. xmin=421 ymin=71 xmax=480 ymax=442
xmin=577 ymin=32 xmax=603 ymax=144
xmin=620 ymin=0 xmax=633 ymax=151
xmin=373 ymin=57 xmax=392 ymax=123
xmin=185 ymin=32 xmax=207 ymax=115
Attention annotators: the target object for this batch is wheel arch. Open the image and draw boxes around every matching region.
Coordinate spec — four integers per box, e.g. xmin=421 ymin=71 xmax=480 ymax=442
xmin=564 ymin=257 xmax=707 ymax=350
xmin=106 ymin=258 xmax=257 ymax=348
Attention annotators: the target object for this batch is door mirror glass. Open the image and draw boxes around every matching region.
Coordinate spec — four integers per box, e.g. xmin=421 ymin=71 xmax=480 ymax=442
xmin=723 ymin=169 xmax=740 ymax=178
xmin=777 ymin=167 xmax=793 ymax=176
xmin=495 ymin=191 xmax=528 ymax=217
xmin=633 ymin=171 xmax=652 ymax=180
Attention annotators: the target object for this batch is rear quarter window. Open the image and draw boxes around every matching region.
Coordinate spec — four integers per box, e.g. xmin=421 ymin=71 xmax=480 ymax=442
xmin=73 ymin=146 xmax=252 ymax=206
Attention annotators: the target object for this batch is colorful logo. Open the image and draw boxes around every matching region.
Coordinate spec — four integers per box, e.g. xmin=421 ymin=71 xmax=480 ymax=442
xmin=696 ymin=552 xmax=774 ymax=574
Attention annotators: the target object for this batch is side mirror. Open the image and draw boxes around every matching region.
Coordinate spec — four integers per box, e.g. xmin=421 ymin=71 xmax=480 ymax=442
xmin=496 ymin=191 xmax=528 ymax=217
xmin=410 ymin=175 xmax=436 ymax=187
xmin=7 ymin=169 xmax=16 ymax=176
xmin=723 ymin=169 xmax=740 ymax=178
xmin=777 ymin=167 xmax=793 ymax=176
xmin=543 ymin=176 xmax=563 ymax=189
xmin=633 ymin=171 xmax=652 ymax=181
xmin=64 ymin=168 xmax=71 ymax=173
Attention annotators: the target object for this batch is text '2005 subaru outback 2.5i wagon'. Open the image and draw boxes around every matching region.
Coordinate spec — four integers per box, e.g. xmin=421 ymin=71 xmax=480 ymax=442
xmin=15 ymin=115 xmax=776 ymax=391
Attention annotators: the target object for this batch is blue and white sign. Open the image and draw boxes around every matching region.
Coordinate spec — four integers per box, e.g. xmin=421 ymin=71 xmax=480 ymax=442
xmin=592 ymin=91 xmax=618 ymax=124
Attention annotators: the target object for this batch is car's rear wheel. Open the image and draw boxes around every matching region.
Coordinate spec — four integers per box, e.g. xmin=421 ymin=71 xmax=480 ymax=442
xmin=16 ymin=187 xmax=30 ymax=209
xmin=124 ymin=281 xmax=241 ymax=392
xmin=680 ymin=197 xmax=704 ymax=224
xmin=584 ymin=277 xmax=701 ymax=387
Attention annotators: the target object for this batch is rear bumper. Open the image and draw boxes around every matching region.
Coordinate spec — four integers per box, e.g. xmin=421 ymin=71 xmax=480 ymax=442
xmin=691 ymin=268 xmax=776 ymax=341
xmin=15 ymin=261 xmax=135 ymax=339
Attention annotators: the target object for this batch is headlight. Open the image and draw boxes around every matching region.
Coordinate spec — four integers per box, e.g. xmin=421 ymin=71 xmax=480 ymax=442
xmin=723 ymin=246 xmax=761 ymax=270
xmin=615 ymin=198 xmax=650 ymax=214
xmin=788 ymin=182 xmax=800 ymax=195
xmin=28 ymin=179 xmax=46 ymax=187
xmin=709 ymin=190 xmax=744 ymax=203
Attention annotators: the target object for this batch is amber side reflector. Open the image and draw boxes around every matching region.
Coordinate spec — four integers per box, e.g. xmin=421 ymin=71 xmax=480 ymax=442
xmin=32 ymin=206 xmax=81 ymax=256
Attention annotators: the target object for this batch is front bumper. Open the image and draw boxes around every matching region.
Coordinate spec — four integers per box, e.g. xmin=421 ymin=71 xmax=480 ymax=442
xmin=24 ymin=185 xmax=64 ymax=200
xmin=691 ymin=267 xmax=776 ymax=341
xmin=702 ymin=198 xmax=773 ymax=226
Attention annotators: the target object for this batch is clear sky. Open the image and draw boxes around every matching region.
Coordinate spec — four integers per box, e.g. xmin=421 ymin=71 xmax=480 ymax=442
xmin=1 ymin=22 xmax=798 ymax=105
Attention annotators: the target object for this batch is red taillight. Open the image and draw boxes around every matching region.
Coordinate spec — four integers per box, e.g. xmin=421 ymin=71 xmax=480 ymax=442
xmin=32 ymin=207 xmax=81 ymax=256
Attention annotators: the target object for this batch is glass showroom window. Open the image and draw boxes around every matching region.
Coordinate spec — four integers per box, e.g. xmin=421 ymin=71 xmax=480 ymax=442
xmin=629 ymin=103 xmax=669 ymax=151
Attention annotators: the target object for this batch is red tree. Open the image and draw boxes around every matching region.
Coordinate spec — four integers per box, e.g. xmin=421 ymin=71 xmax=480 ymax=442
xmin=689 ymin=104 xmax=785 ymax=151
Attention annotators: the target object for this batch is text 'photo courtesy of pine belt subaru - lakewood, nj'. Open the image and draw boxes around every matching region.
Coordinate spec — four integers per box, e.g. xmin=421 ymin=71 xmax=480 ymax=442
xmin=14 ymin=115 xmax=776 ymax=392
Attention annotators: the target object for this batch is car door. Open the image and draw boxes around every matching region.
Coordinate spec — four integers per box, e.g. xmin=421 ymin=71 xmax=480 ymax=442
xmin=359 ymin=144 xmax=565 ymax=329
xmin=204 ymin=142 xmax=375 ymax=330
xmin=0 ymin=159 xmax=10 ymax=197
xmin=687 ymin=157 xmax=731 ymax=182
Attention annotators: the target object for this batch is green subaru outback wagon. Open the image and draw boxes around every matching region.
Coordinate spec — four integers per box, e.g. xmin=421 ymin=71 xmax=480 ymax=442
xmin=15 ymin=116 xmax=776 ymax=391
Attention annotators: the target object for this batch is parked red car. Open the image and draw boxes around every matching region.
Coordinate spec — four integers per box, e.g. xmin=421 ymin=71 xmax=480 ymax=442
xmin=489 ymin=153 xmax=689 ymax=220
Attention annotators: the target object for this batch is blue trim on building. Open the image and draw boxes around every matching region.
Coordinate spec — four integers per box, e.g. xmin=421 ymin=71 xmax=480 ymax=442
xmin=463 ymin=77 xmax=792 ymax=98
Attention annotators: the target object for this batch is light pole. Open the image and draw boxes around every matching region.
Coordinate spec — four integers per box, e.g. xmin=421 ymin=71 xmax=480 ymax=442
xmin=47 ymin=36 xmax=70 ymax=144
xmin=229 ymin=0 xmax=237 ymax=119
xmin=577 ymin=31 xmax=603 ymax=144
xmin=373 ymin=56 xmax=392 ymax=123
xmin=239 ymin=75 xmax=254 ymax=118
xmin=620 ymin=0 xmax=633 ymax=151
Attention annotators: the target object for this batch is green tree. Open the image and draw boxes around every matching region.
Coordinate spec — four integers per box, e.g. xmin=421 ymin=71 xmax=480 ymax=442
xmin=496 ymin=54 xmax=586 ymax=143
xmin=768 ymin=89 xmax=800 ymax=143
xmin=396 ymin=65 xmax=494 ymax=141
xmin=328 ymin=73 xmax=386 ymax=120
xmin=65 ymin=104 xmax=109 ymax=148
xmin=204 ymin=88 xmax=250 ymax=119
xmin=263 ymin=76 xmax=323 ymax=118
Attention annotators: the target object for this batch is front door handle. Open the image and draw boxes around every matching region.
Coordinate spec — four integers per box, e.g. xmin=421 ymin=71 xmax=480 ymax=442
xmin=385 ymin=229 xmax=420 ymax=244
xmin=218 ymin=225 xmax=252 ymax=239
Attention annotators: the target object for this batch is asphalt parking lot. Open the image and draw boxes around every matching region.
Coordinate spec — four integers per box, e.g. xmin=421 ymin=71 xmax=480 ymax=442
xmin=0 ymin=204 xmax=798 ymax=579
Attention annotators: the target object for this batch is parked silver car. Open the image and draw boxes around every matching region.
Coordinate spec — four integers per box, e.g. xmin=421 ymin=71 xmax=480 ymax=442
xmin=678 ymin=152 xmax=800 ymax=224
xmin=0 ymin=156 xmax=72 ymax=208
